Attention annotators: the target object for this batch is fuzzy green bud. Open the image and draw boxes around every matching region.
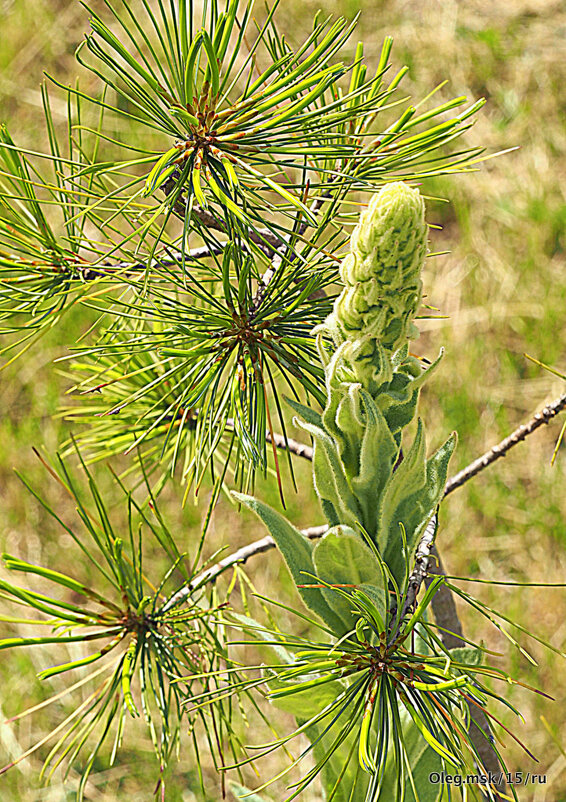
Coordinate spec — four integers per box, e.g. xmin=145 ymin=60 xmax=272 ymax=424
xmin=333 ymin=182 xmax=427 ymax=352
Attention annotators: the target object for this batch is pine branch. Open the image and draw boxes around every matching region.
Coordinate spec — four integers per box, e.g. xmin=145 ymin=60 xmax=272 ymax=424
xmin=161 ymin=174 xmax=281 ymax=256
xmin=265 ymin=431 xmax=314 ymax=460
xmin=397 ymin=514 xmax=437 ymax=625
xmin=444 ymin=391 xmax=566 ymax=494
xmin=251 ymin=192 xmax=329 ymax=314
xmin=163 ymin=524 xmax=327 ymax=611
xmin=76 ymin=244 xmax=225 ymax=280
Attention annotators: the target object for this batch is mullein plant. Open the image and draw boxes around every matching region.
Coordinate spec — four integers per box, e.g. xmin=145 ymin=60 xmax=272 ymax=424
xmin=231 ymin=184 xmax=547 ymax=801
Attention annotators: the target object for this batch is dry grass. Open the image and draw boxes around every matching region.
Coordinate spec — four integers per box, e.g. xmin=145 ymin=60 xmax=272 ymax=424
xmin=1 ymin=0 xmax=566 ymax=799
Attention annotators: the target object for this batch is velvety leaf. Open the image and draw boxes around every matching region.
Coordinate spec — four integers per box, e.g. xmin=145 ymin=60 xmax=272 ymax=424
xmin=450 ymin=645 xmax=483 ymax=667
xmin=379 ymin=429 xmax=456 ymax=584
xmin=377 ymin=419 xmax=427 ymax=580
xmin=233 ymin=494 xmax=345 ymax=633
xmin=357 ymin=583 xmax=387 ymax=628
xmin=296 ymin=419 xmax=362 ymax=529
xmin=285 ymin=395 xmax=324 ymax=428
xmin=313 ymin=526 xmax=385 ymax=631
xmin=267 ymin=672 xmax=345 ymax=717
xmin=229 ymin=612 xmax=294 ymax=665
xmin=350 ymin=390 xmax=398 ymax=539
xmin=382 ymin=349 xmax=443 ymax=435
xmin=376 ymin=706 xmax=443 ymax=802
xmin=324 ymin=383 xmax=365 ymax=480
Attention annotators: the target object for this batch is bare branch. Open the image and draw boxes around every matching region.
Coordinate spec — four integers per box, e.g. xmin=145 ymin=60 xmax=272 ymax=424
xmin=76 ymin=244 xmax=226 ymax=281
xmin=444 ymin=391 xmax=566 ymax=495
xmin=403 ymin=391 xmax=566 ymax=680
xmin=163 ymin=524 xmax=327 ymax=611
xmin=266 ymin=431 xmax=313 ymax=460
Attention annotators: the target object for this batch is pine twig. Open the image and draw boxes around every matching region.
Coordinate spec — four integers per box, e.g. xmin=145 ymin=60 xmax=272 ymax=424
xmin=387 ymin=514 xmax=437 ymax=644
xmin=251 ymin=190 xmax=332 ymax=315
xmin=76 ymin=244 xmax=225 ymax=281
xmin=161 ymin=174 xmax=281 ymax=256
xmin=444 ymin=392 xmax=566 ymax=495
xmin=163 ymin=525 xmax=327 ymax=611
xmin=265 ymin=431 xmax=313 ymax=460
xmin=399 ymin=515 xmax=437 ymax=619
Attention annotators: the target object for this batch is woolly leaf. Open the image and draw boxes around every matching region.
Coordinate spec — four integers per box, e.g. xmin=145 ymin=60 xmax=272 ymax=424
xmin=450 ymin=645 xmax=483 ymax=667
xmin=350 ymin=390 xmax=399 ymax=537
xmin=313 ymin=526 xmax=386 ymax=631
xmin=378 ymin=420 xmax=427 ymax=544
xmin=230 ymin=782 xmax=272 ymax=802
xmin=295 ymin=419 xmax=362 ymax=530
xmin=380 ymin=434 xmax=456 ymax=578
xmin=377 ymin=708 xmax=443 ymax=802
xmin=232 ymin=494 xmax=344 ymax=633
xmin=230 ymin=612 xmax=294 ymax=666
xmin=285 ymin=395 xmax=324 ymax=429
xmin=267 ymin=672 xmax=345 ymax=717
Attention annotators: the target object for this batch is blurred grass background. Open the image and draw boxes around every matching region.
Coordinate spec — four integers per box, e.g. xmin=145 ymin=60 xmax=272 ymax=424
xmin=1 ymin=0 xmax=566 ymax=799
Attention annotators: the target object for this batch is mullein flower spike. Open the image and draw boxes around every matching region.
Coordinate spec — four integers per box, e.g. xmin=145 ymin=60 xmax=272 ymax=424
xmin=235 ymin=183 xmax=465 ymax=798
xmin=281 ymin=182 xmax=456 ymax=585
xmin=331 ymin=181 xmax=427 ymax=352
xmin=317 ymin=181 xmax=438 ymax=452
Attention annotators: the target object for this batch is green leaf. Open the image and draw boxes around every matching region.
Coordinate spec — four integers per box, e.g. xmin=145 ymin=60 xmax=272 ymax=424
xmin=377 ymin=706 xmax=443 ymax=802
xmin=295 ymin=419 xmax=362 ymax=531
xmin=312 ymin=526 xmax=386 ymax=631
xmin=350 ymin=390 xmax=399 ymax=537
xmin=232 ymin=494 xmax=344 ymax=633
xmin=229 ymin=611 xmax=294 ymax=666
xmin=267 ymin=672 xmax=345 ymax=718
xmin=285 ymin=395 xmax=324 ymax=428
xmin=450 ymin=645 xmax=483 ymax=667
xmin=201 ymin=30 xmax=220 ymax=97
xmin=144 ymin=146 xmax=178 ymax=196
xmin=401 ymin=695 xmax=460 ymax=768
xmin=88 ymin=17 xmax=160 ymax=93
xmin=302 ymin=716 xmax=369 ymax=802
xmin=379 ymin=426 xmax=456 ymax=584
xmin=184 ymin=31 xmax=203 ymax=101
